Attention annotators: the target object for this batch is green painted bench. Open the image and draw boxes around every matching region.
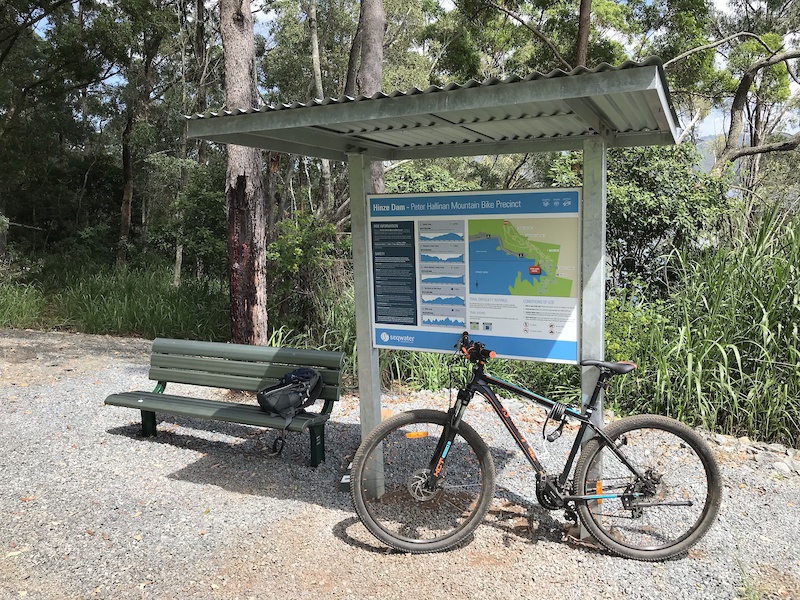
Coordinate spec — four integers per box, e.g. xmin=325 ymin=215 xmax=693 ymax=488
xmin=104 ymin=338 xmax=345 ymax=467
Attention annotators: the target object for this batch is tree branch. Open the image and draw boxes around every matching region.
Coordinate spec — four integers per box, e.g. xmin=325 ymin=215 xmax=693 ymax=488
xmin=663 ymin=32 xmax=779 ymax=69
xmin=483 ymin=1 xmax=573 ymax=71
xmin=676 ymin=109 xmax=705 ymax=144
xmin=724 ymin=132 xmax=800 ymax=163
xmin=712 ymin=48 xmax=800 ymax=174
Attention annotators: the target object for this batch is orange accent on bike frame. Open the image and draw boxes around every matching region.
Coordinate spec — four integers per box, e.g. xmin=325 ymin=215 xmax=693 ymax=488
xmin=433 ymin=458 xmax=445 ymax=477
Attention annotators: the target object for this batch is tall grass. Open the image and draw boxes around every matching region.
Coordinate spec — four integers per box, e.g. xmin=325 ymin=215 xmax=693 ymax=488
xmin=612 ymin=205 xmax=800 ymax=447
xmin=1 ymin=258 xmax=229 ymax=341
xmin=55 ymin=268 xmax=230 ymax=340
xmin=0 ymin=283 xmax=47 ymax=328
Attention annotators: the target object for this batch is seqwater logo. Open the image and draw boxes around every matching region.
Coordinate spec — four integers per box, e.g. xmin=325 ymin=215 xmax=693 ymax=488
xmin=377 ymin=330 xmax=416 ymax=345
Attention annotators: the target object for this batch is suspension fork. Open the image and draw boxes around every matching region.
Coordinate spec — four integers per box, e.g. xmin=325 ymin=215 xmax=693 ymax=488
xmin=424 ymin=388 xmax=472 ymax=487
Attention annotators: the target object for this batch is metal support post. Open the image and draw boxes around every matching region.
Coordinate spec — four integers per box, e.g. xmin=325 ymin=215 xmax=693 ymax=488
xmin=575 ymin=136 xmax=607 ymax=542
xmin=348 ymin=152 xmax=382 ymax=440
xmin=348 ymin=152 xmax=384 ymax=497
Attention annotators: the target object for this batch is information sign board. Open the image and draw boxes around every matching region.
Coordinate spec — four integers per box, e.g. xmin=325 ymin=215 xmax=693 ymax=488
xmin=369 ymin=188 xmax=581 ymax=362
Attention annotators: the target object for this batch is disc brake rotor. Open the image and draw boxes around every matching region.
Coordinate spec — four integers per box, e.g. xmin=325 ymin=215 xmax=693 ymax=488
xmin=407 ymin=468 xmax=442 ymax=501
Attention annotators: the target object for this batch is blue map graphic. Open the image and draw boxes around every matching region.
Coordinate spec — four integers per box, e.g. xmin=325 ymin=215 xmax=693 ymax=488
xmin=470 ymin=237 xmax=546 ymax=295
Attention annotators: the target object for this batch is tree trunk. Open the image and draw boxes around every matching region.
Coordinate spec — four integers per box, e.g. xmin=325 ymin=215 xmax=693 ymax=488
xmin=194 ymin=0 xmax=208 ymax=165
xmin=0 ymin=192 xmax=7 ymax=256
xmin=575 ymin=0 xmax=592 ymax=67
xmin=220 ymin=0 xmax=268 ymax=345
xmin=306 ymin=0 xmax=332 ymax=215
xmin=117 ymin=112 xmax=134 ymax=268
xmin=357 ymin=0 xmax=386 ymax=194
xmin=344 ymin=20 xmax=362 ymax=98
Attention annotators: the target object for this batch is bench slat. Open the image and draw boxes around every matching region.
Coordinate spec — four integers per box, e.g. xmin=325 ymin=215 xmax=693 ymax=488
xmin=149 ymin=354 xmax=341 ymax=388
xmin=152 ymin=338 xmax=345 ymax=368
xmin=147 ymin=367 xmax=340 ymax=398
xmin=104 ymin=392 xmax=329 ymax=432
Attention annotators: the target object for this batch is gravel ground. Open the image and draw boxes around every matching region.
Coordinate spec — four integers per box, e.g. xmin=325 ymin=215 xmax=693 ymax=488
xmin=1 ymin=328 xmax=799 ymax=600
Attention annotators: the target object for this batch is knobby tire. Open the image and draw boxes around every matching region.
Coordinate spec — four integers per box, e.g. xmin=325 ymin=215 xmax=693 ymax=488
xmin=350 ymin=409 xmax=496 ymax=553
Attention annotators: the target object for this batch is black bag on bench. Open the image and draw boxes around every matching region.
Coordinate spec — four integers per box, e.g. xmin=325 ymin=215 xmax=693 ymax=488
xmin=257 ymin=367 xmax=324 ymax=428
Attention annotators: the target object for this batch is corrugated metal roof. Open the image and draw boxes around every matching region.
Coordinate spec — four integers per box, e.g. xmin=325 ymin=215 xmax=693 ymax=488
xmin=187 ymin=57 xmax=677 ymax=160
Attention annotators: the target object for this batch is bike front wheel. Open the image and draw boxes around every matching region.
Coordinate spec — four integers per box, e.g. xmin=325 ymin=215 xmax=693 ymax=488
xmin=350 ymin=409 xmax=496 ymax=553
xmin=572 ymin=414 xmax=721 ymax=561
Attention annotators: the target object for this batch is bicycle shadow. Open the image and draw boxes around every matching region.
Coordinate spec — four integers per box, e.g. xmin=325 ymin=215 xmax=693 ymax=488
xmin=107 ymin=414 xmax=608 ymax=558
xmin=332 ymin=488 xmax=608 ymax=558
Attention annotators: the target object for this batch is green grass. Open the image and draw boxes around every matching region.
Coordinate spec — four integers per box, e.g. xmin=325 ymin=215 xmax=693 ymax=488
xmin=0 ymin=283 xmax=47 ymax=328
xmin=53 ymin=268 xmax=230 ymax=340
xmin=610 ymin=205 xmax=800 ymax=447
xmin=1 ymin=261 xmax=229 ymax=341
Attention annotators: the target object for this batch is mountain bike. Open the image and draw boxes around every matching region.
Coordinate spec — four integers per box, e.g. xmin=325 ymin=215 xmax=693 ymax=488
xmin=350 ymin=332 xmax=721 ymax=561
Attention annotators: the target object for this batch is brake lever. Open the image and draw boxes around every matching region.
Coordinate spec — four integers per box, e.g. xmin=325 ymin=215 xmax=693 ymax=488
xmin=455 ymin=330 xmax=471 ymax=352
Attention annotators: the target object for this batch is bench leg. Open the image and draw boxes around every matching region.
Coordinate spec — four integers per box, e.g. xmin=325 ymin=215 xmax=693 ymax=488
xmin=308 ymin=424 xmax=325 ymax=467
xmin=141 ymin=410 xmax=157 ymax=437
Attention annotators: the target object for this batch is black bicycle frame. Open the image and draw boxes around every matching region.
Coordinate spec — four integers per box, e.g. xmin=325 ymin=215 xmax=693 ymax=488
xmin=426 ymin=360 xmax=647 ymax=503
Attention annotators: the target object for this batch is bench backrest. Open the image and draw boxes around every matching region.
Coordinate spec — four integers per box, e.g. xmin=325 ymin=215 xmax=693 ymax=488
xmin=149 ymin=338 xmax=344 ymax=401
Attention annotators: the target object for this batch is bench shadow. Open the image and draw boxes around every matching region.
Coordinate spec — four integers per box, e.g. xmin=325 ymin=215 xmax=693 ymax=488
xmin=106 ymin=418 xmax=363 ymax=510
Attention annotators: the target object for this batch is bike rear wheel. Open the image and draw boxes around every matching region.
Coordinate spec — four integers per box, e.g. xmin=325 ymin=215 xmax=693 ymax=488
xmin=350 ymin=409 xmax=496 ymax=553
xmin=572 ymin=414 xmax=721 ymax=561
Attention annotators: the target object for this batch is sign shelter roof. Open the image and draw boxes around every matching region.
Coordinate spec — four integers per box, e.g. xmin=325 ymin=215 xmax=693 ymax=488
xmin=187 ymin=57 xmax=677 ymax=161
xmin=187 ymin=57 xmax=678 ymax=444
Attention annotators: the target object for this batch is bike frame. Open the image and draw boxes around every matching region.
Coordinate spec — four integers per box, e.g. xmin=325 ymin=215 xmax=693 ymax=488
xmin=427 ymin=358 xmax=647 ymax=505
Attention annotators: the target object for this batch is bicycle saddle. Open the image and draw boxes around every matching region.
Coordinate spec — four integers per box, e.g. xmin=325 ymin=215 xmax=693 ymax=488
xmin=580 ymin=359 xmax=637 ymax=375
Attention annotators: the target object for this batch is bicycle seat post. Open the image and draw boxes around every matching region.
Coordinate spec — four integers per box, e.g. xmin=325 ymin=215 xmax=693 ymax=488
xmin=583 ymin=368 xmax=611 ymax=416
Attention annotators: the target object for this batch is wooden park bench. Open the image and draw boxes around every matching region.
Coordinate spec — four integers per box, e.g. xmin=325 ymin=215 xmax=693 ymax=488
xmin=104 ymin=338 xmax=345 ymax=467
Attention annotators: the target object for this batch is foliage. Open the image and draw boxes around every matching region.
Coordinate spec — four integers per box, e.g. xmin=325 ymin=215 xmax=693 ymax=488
xmin=610 ymin=204 xmax=800 ymax=447
xmin=147 ymin=156 xmax=228 ymax=279
xmin=266 ymin=213 xmax=351 ymax=335
xmin=548 ymin=145 xmax=727 ymax=293
xmin=385 ymin=160 xmax=480 ymax=193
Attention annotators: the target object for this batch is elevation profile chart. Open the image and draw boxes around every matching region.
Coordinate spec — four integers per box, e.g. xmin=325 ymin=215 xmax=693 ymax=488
xmin=419 ymin=221 xmax=466 ymax=329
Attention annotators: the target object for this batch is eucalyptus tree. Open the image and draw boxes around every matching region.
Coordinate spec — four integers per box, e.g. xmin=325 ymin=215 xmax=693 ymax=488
xmin=263 ymin=0 xmax=431 ymax=228
xmin=220 ymin=0 xmax=269 ymax=344
xmin=709 ymin=0 xmax=800 ymax=181
xmin=651 ymin=0 xmax=800 ymax=182
xmin=112 ymin=0 xmax=180 ymax=266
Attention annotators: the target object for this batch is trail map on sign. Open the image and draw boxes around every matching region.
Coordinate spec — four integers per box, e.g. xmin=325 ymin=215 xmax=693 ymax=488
xmin=469 ymin=219 xmax=578 ymax=298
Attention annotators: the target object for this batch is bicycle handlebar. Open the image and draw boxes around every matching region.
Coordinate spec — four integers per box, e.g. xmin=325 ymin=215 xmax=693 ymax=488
xmin=455 ymin=331 xmax=496 ymax=363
